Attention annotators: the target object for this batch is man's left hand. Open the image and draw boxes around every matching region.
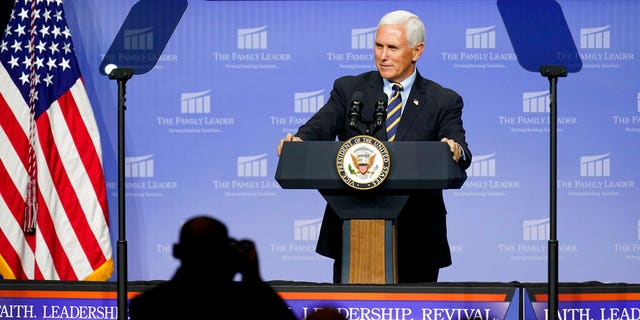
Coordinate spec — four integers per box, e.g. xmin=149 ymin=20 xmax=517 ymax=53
xmin=441 ymin=138 xmax=461 ymax=163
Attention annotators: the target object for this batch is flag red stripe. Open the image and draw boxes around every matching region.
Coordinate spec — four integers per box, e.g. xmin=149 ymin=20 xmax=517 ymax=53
xmin=0 ymin=162 xmax=27 ymax=280
xmin=33 ymin=261 xmax=45 ymax=281
xmin=0 ymin=141 xmax=26 ymax=226
xmin=34 ymin=189 xmax=76 ymax=280
xmin=36 ymin=110 xmax=104 ymax=277
xmin=0 ymin=226 xmax=25 ymax=279
xmin=58 ymin=88 xmax=109 ymax=224
xmin=0 ymin=92 xmax=33 ymax=280
xmin=55 ymin=88 xmax=109 ymax=269
xmin=0 ymin=95 xmax=29 ymax=173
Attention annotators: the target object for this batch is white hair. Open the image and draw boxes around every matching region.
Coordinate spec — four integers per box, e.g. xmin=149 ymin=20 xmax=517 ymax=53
xmin=378 ymin=10 xmax=425 ymax=48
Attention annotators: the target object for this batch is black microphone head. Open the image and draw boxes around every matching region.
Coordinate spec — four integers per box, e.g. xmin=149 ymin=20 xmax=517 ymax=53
xmin=351 ymin=91 xmax=365 ymax=106
xmin=375 ymin=92 xmax=388 ymax=114
xmin=375 ymin=92 xmax=388 ymax=107
xmin=374 ymin=92 xmax=387 ymax=128
xmin=349 ymin=91 xmax=364 ymax=128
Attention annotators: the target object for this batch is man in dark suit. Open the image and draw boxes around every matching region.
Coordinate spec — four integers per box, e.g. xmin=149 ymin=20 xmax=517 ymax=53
xmin=277 ymin=9 xmax=472 ymax=283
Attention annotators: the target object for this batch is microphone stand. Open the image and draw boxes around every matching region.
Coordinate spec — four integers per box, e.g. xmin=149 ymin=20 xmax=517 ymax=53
xmin=539 ymin=65 xmax=567 ymax=320
xmin=372 ymin=101 xmax=387 ymax=136
xmin=352 ymin=105 xmax=386 ymax=136
xmin=108 ymin=67 xmax=134 ymax=320
xmin=349 ymin=99 xmax=364 ymax=135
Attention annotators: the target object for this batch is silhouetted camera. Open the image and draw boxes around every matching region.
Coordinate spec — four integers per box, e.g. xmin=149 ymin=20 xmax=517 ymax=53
xmin=228 ymin=238 xmax=250 ymax=271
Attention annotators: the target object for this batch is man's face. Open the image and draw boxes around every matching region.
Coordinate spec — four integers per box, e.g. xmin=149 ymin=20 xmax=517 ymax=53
xmin=374 ymin=24 xmax=423 ymax=83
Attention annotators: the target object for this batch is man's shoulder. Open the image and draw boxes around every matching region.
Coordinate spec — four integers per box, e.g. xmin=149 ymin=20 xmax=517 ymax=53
xmin=416 ymin=75 xmax=461 ymax=100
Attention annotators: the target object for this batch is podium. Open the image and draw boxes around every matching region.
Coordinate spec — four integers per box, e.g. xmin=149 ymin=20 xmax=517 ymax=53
xmin=275 ymin=141 xmax=466 ymax=284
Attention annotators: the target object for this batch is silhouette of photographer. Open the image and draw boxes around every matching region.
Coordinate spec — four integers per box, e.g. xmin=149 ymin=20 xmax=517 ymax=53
xmin=128 ymin=215 xmax=297 ymax=320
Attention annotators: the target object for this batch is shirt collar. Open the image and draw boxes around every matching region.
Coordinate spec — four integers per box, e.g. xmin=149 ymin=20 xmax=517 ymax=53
xmin=383 ymin=69 xmax=417 ymax=92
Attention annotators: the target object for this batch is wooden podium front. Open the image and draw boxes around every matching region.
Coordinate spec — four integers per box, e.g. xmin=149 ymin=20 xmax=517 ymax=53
xmin=275 ymin=141 xmax=466 ymax=284
xmin=344 ymin=219 xmax=392 ymax=284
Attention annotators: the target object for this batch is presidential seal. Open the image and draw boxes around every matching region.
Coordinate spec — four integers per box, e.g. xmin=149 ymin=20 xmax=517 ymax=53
xmin=336 ymin=135 xmax=390 ymax=190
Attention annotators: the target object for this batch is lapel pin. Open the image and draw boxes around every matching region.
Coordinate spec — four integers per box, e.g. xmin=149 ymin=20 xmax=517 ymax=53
xmin=413 ymin=99 xmax=419 ymax=106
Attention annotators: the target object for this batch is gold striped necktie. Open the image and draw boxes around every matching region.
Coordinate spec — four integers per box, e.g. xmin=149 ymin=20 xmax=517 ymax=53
xmin=386 ymin=82 xmax=403 ymax=141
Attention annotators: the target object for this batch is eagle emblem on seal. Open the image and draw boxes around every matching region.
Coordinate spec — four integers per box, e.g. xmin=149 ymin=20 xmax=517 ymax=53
xmin=336 ymin=135 xmax=390 ymax=190
xmin=351 ymin=153 xmax=376 ymax=174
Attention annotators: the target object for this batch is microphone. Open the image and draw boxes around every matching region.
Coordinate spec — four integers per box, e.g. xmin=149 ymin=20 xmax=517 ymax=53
xmin=349 ymin=91 xmax=364 ymax=129
xmin=374 ymin=92 xmax=388 ymax=128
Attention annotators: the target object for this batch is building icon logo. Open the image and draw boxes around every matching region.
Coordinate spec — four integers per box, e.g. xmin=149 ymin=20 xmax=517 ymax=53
xmin=522 ymin=90 xmax=550 ymax=113
xmin=580 ymin=26 xmax=611 ymax=49
xmin=294 ymin=218 xmax=322 ymax=241
xmin=180 ymin=90 xmax=211 ymax=114
xmin=237 ymin=26 xmax=268 ymax=49
xmin=125 ymin=154 xmax=154 ymax=178
xmin=123 ymin=27 xmax=154 ymax=50
xmin=237 ymin=154 xmax=268 ymax=177
xmin=467 ymin=153 xmax=496 ymax=177
xmin=351 ymin=27 xmax=376 ymax=50
xmin=580 ymin=153 xmax=611 ymax=177
xmin=523 ymin=218 xmax=550 ymax=241
xmin=465 ymin=26 xmax=496 ymax=49
xmin=294 ymin=90 xmax=325 ymax=113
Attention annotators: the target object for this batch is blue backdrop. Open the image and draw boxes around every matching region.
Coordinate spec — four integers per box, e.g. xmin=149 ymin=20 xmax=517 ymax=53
xmin=65 ymin=0 xmax=639 ymax=283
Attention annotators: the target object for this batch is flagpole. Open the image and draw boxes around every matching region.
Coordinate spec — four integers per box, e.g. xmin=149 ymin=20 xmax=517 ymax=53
xmin=108 ymin=67 xmax=134 ymax=320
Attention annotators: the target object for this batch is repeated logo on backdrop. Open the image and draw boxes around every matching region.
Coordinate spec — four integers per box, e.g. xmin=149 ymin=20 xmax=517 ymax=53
xmin=610 ymin=93 xmax=640 ymax=134
xmin=466 ymin=26 xmax=497 ymax=49
xmin=238 ymin=26 xmax=268 ymax=49
xmin=578 ymin=25 xmax=635 ymax=69
xmin=497 ymin=90 xmax=578 ymax=134
xmin=125 ymin=155 xmax=155 ymax=178
xmin=154 ymin=90 xmax=235 ymax=134
xmin=558 ymin=153 xmax=635 ymax=198
xmin=212 ymin=26 xmax=292 ymax=69
xmin=611 ymin=219 xmax=640 ymax=262
xmin=496 ymin=217 xmax=577 ymax=261
xmin=268 ymin=218 xmax=323 ymax=262
xmin=269 ymin=90 xmax=322 ymax=134
xmin=455 ymin=153 xmax=520 ymax=197
xmin=325 ymin=27 xmax=376 ymax=70
xmin=441 ymin=24 xmax=517 ymax=69
xmin=211 ymin=154 xmax=279 ymax=197
xmin=237 ymin=154 xmax=268 ymax=178
xmin=523 ymin=218 xmax=550 ymax=241
xmin=105 ymin=154 xmax=178 ymax=198
xmin=293 ymin=218 xmax=322 ymax=241
xmin=99 ymin=13 xmax=180 ymax=74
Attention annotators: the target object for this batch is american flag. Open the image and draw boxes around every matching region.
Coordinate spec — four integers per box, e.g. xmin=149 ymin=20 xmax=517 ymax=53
xmin=0 ymin=0 xmax=113 ymax=280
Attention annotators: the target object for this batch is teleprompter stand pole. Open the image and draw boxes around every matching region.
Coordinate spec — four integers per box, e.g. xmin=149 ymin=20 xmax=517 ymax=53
xmin=539 ymin=65 xmax=567 ymax=320
xmin=108 ymin=67 xmax=134 ymax=320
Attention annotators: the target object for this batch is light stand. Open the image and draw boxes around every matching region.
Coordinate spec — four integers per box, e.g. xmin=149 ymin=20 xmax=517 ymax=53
xmin=539 ymin=65 xmax=567 ymax=320
xmin=108 ymin=67 xmax=134 ymax=320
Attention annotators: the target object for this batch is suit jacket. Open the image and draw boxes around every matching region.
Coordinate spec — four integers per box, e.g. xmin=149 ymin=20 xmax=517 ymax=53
xmin=295 ymin=70 xmax=472 ymax=277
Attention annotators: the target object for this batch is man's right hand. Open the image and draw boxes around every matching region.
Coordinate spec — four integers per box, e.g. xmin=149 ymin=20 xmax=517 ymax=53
xmin=277 ymin=133 xmax=302 ymax=156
